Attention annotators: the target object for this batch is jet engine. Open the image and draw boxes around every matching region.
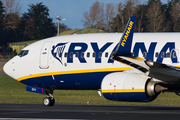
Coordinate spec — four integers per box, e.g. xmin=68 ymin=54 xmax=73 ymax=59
xmin=101 ymin=72 xmax=165 ymax=102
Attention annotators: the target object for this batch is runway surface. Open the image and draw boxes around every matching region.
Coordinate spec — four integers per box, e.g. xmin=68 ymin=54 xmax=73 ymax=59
xmin=0 ymin=72 xmax=7 ymax=76
xmin=0 ymin=62 xmax=7 ymax=76
xmin=0 ymin=104 xmax=180 ymax=120
xmin=0 ymin=62 xmax=6 ymax=66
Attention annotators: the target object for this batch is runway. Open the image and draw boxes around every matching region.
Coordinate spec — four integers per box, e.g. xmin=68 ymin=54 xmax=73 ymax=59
xmin=0 ymin=104 xmax=180 ymax=120
xmin=0 ymin=62 xmax=6 ymax=66
xmin=0 ymin=62 xmax=7 ymax=76
xmin=0 ymin=72 xmax=7 ymax=76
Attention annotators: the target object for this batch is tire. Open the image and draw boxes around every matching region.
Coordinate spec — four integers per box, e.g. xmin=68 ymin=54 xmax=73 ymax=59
xmin=43 ymin=97 xmax=55 ymax=106
xmin=43 ymin=97 xmax=51 ymax=106
xmin=50 ymin=98 xmax=55 ymax=106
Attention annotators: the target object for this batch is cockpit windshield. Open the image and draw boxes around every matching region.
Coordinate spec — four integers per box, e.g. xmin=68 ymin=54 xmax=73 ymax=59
xmin=18 ymin=50 xmax=29 ymax=57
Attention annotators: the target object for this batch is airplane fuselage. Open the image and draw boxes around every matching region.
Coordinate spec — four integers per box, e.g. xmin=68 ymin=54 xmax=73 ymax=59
xmin=4 ymin=33 xmax=180 ymax=90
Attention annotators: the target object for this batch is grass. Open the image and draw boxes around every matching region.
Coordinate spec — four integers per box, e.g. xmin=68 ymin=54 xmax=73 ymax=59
xmin=9 ymin=40 xmax=38 ymax=45
xmin=76 ymin=28 xmax=106 ymax=34
xmin=60 ymin=28 xmax=106 ymax=36
xmin=0 ymin=76 xmax=180 ymax=106
xmin=60 ymin=29 xmax=81 ymax=36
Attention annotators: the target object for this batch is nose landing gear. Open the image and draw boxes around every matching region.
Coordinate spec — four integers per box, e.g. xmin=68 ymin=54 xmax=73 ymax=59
xmin=43 ymin=89 xmax=55 ymax=106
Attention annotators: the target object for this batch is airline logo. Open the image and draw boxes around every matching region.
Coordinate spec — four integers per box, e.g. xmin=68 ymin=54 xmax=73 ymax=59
xmin=121 ymin=21 xmax=134 ymax=47
xmin=51 ymin=42 xmax=68 ymax=65
xmin=51 ymin=42 xmax=178 ymax=64
xmin=51 ymin=42 xmax=113 ymax=64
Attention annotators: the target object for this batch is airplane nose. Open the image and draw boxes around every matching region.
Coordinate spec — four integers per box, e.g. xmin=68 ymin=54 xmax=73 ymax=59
xmin=3 ymin=61 xmax=12 ymax=77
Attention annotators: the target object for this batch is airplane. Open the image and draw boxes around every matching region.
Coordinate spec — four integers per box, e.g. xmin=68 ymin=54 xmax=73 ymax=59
xmin=3 ymin=16 xmax=180 ymax=106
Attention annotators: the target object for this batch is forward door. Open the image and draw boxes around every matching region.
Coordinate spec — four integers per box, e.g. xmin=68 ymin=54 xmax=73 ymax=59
xmin=39 ymin=41 xmax=52 ymax=69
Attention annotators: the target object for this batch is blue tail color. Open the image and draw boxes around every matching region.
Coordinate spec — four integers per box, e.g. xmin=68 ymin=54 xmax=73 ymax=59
xmin=114 ymin=16 xmax=136 ymax=56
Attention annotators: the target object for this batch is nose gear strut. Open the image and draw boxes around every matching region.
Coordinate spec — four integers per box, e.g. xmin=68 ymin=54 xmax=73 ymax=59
xmin=43 ymin=89 xmax=55 ymax=106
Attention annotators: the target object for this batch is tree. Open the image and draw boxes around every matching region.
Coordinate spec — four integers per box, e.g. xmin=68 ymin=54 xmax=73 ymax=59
xmin=2 ymin=0 xmax=23 ymax=43
xmin=0 ymin=1 xmax=5 ymax=45
xmin=82 ymin=1 xmax=104 ymax=29
xmin=110 ymin=0 xmax=137 ymax=32
xmin=23 ymin=2 xmax=56 ymax=40
xmin=2 ymin=0 xmax=21 ymax=15
xmin=58 ymin=23 xmax=71 ymax=34
xmin=146 ymin=1 xmax=166 ymax=32
xmin=135 ymin=4 xmax=148 ymax=32
xmin=123 ymin=0 xmax=139 ymax=20
xmin=116 ymin=3 xmax=125 ymax=32
xmin=171 ymin=1 xmax=180 ymax=31
xmin=82 ymin=0 xmax=180 ymax=33
xmin=2 ymin=0 xmax=22 ymax=32
xmin=111 ymin=14 xmax=121 ymax=32
xmin=82 ymin=11 xmax=92 ymax=28
xmin=105 ymin=3 xmax=115 ymax=31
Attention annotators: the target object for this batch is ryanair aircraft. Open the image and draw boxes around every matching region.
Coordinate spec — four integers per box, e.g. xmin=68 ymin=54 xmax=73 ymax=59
xmin=3 ymin=16 xmax=180 ymax=106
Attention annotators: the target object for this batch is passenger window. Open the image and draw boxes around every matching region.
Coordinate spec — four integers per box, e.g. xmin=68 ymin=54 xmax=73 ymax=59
xmin=161 ymin=52 xmax=165 ymax=58
xmin=64 ymin=53 xmax=67 ymax=57
xmin=81 ymin=52 xmax=84 ymax=58
xmin=173 ymin=52 xmax=177 ymax=58
xmin=93 ymin=52 xmax=96 ymax=57
xmin=99 ymin=52 xmax=102 ymax=58
xmin=105 ymin=52 xmax=108 ymax=57
xmin=18 ymin=50 xmax=29 ymax=57
xmin=155 ymin=52 xmax=159 ymax=57
xmin=70 ymin=52 xmax=73 ymax=58
xmin=131 ymin=52 xmax=134 ymax=56
xmin=87 ymin=52 xmax=90 ymax=57
xmin=59 ymin=53 xmax=62 ymax=57
xmin=143 ymin=52 xmax=147 ymax=58
xmin=75 ymin=52 xmax=79 ymax=57
xmin=166 ymin=52 xmax=170 ymax=58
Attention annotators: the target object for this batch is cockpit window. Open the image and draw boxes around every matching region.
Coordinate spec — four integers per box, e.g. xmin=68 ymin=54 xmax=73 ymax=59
xmin=18 ymin=50 xmax=29 ymax=57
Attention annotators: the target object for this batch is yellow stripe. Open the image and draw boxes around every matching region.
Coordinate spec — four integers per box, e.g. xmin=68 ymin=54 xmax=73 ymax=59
xmin=133 ymin=57 xmax=143 ymax=61
xmin=16 ymin=67 xmax=131 ymax=82
xmin=102 ymin=89 xmax=145 ymax=93
xmin=124 ymin=56 xmax=143 ymax=61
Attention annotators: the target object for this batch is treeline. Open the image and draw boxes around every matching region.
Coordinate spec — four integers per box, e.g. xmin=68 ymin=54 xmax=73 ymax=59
xmin=82 ymin=0 xmax=180 ymax=32
xmin=0 ymin=0 xmax=69 ymax=46
xmin=1 ymin=0 xmax=180 ymax=47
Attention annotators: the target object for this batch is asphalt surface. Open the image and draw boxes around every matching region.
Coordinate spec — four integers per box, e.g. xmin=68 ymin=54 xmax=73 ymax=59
xmin=0 ymin=62 xmax=6 ymax=76
xmin=0 ymin=62 xmax=6 ymax=66
xmin=0 ymin=72 xmax=7 ymax=76
xmin=0 ymin=104 xmax=180 ymax=120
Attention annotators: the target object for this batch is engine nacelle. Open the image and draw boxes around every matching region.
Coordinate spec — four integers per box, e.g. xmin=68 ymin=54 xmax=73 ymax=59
xmin=101 ymin=72 xmax=159 ymax=102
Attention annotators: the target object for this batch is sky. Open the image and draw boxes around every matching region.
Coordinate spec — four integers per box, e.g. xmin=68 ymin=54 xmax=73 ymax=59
xmin=20 ymin=0 xmax=169 ymax=29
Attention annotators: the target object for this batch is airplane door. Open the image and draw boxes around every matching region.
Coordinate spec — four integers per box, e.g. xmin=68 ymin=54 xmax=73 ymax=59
xmin=39 ymin=41 xmax=52 ymax=69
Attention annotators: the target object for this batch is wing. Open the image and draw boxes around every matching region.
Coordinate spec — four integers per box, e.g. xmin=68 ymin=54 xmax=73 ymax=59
xmin=111 ymin=16 xmax=180 ymax=85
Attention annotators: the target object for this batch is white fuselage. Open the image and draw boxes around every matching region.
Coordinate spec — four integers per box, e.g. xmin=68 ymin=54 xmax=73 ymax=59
xmin=3 ymin=33 xmax=180 ymax=89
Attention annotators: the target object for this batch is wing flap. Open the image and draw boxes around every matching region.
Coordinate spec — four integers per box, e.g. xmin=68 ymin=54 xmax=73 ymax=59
xmin=113 ymin=56 xmax=148 ymax=73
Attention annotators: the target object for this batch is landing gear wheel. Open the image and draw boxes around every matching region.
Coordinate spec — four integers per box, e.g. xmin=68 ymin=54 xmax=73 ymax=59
xmin=43 ymin=97 xmax=55 ymax=106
